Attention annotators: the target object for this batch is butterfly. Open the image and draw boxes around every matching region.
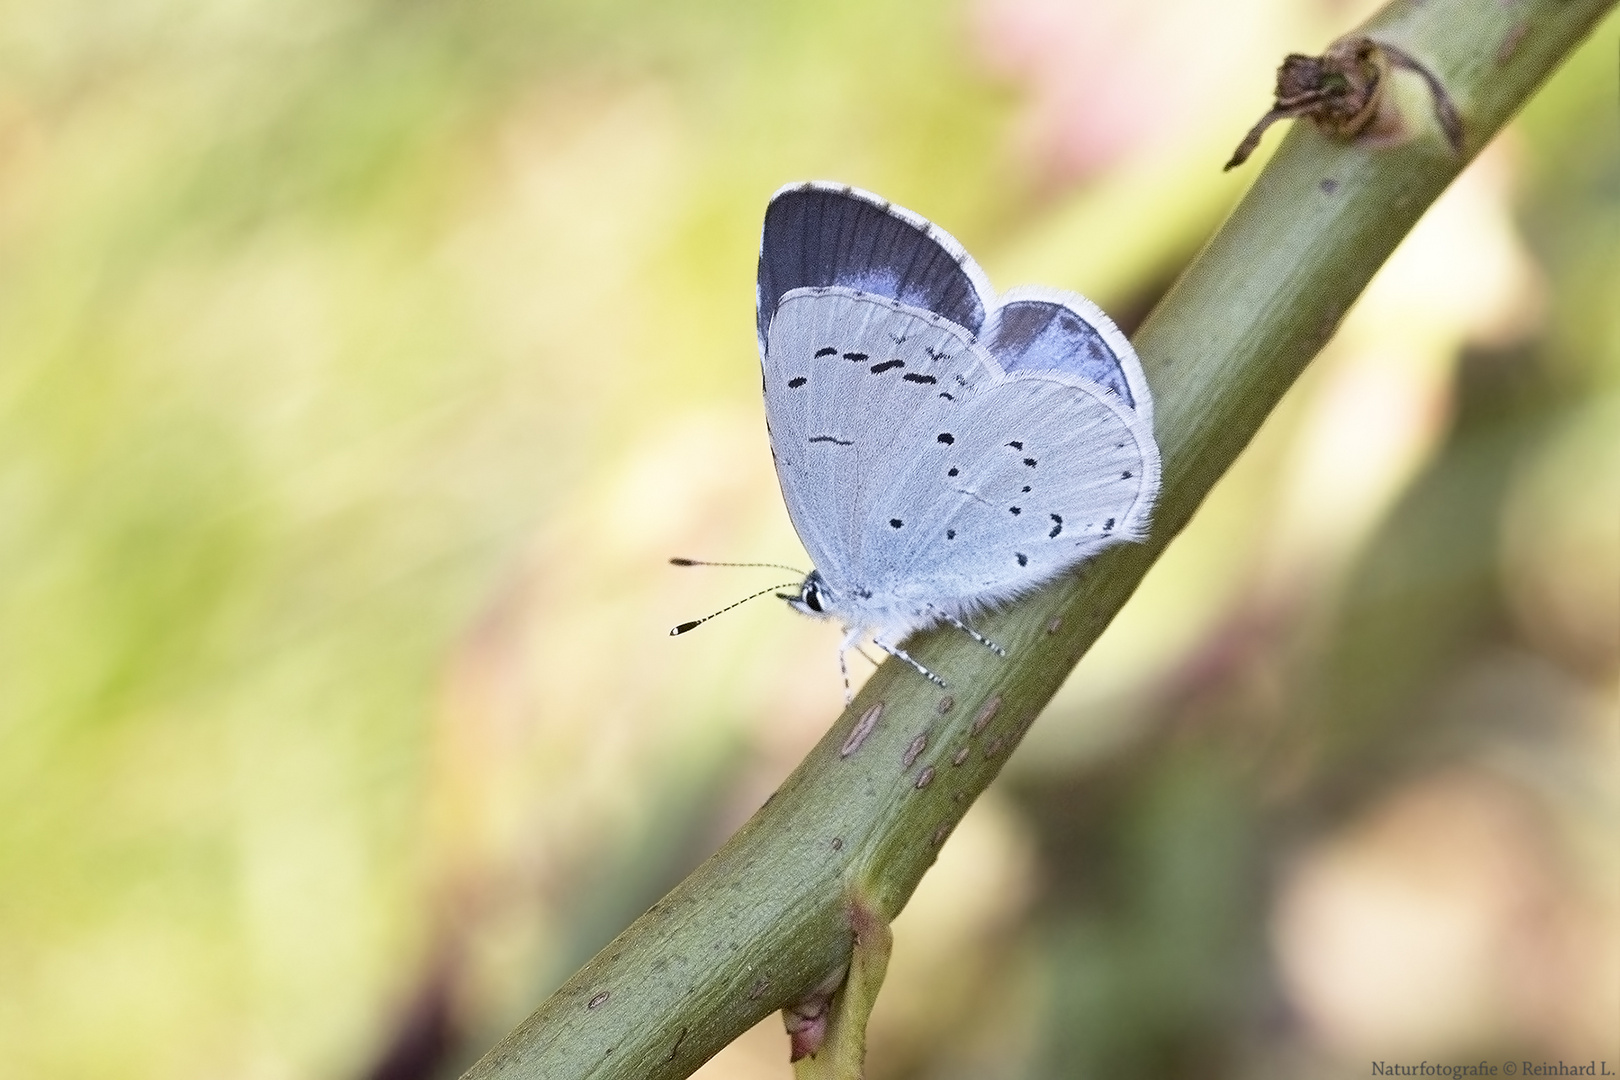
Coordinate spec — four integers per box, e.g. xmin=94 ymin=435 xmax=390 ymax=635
xmin=693 ymin=182 xmax=1161 ymax=699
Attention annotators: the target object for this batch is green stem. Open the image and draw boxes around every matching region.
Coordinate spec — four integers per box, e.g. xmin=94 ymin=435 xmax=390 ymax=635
xmin=462 ymin=1 xmax=1617 ymax=1077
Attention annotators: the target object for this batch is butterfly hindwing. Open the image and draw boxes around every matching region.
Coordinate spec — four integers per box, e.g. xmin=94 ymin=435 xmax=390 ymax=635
xmin=982 ymin=286 xmax=1151 ymax=420
xmin=869 ymin=374 xmax=1155 ymax=612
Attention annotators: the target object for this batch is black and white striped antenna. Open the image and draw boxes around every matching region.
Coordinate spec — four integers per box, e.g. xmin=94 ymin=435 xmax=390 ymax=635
xmin=667 ymin=557 xmax=804 ymax=636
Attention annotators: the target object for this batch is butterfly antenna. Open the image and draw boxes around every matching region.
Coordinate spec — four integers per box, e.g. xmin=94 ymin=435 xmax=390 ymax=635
xmin=669 ymin=581 xmax=800 ymax=636
xmin=670 ymin=557 xmax=806 ymax=574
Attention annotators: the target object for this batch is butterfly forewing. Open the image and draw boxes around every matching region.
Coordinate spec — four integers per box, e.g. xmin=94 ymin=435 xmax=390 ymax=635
xmin=763 ymin=288 xmax=993 ymax=588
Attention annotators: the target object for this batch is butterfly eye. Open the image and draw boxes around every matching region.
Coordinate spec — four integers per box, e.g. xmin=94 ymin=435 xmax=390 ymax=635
xmin=803 ymin=581 xmax=825 ymax=613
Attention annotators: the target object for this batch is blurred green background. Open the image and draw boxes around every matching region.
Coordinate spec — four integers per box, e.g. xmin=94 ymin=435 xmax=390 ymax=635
xmin=1 ymin=1 xmax=1615 ymax=1078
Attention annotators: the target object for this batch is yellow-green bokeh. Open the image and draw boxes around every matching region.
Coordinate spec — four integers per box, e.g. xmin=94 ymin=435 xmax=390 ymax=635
xmin=0 ymin=3 xmax=1614 ymax=1079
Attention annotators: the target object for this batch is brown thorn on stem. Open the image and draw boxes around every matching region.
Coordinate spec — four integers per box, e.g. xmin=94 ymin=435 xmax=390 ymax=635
xmin=1226 ymin=36 xmax=1463 ymax=170
xmin=1226 ymin=106 xmax=1294 ymax=171
xmin=1380 ymin=41 xmax=1464 ymax=153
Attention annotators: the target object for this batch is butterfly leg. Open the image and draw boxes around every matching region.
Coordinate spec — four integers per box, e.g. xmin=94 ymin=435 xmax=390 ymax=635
xmin=872 ymin=638 xmax=947 ymax=689
xmin=928 ymin=607 xmax=1007 ymax=657
xmin=837 ymin=627 xmax=863 ymax=704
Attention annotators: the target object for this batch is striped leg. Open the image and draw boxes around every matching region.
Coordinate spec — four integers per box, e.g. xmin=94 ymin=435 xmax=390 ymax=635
xmin=930 ymin=607 xmax=1007 ymax=657
xmin=873 ymin=638 xmax=947 ymax=689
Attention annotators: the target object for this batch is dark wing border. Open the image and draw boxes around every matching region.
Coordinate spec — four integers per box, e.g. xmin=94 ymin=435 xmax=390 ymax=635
xmin=757 ymin=181 xmax=993 ymax=351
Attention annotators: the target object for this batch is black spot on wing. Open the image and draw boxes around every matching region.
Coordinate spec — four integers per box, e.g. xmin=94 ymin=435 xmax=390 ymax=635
xmin=870 ymin=359 xmax=904 ymax=374
xmin=788 ymin=377 xmax=807 ymax=388
xmin=1015 ymin=552 xmax=1028 ymax=566
xmin=1048 ymin=514 xmax=1063 ymax=538
xmin=809 ymin=435 xmax=853 ymax=446
xmin=937 ymin=433 xmax=954 ymax=444
xmin=903 ymin=372 xmax=936 ymax=384
xmin=984 ymin=299 xmax=1135 ymax=407
xmin=758 ymin=187 xmax=987 ymax=343
xmin=843 ymin=351 xmax=868 ymax=362
xmin=814 ymin=346 xmax=837 ymax=357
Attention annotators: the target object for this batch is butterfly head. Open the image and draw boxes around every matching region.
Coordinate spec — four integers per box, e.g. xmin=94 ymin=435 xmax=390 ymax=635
xmin=778 ymin=569 xmax=836 ymax=620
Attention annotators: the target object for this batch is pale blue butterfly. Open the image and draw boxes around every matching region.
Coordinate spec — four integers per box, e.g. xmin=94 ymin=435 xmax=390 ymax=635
xmin=681 ymin=182 xmax=1161 ymax=700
